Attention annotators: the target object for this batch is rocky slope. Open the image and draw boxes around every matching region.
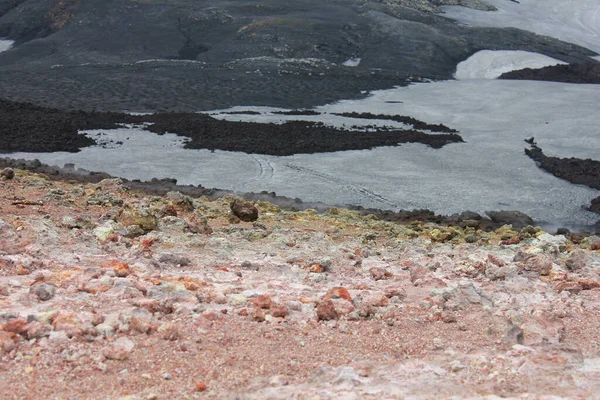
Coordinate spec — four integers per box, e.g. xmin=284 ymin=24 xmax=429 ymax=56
xmin=0 ymin=0 xmax=596 ymax=112
xmin=1 ymin=167 xmax=600 ymax=399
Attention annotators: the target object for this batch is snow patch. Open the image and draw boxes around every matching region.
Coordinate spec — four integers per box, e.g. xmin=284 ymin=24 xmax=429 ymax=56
xmin=342 ymin=58 xmax=362 ymax=67
xmin=455 ymin=50 xmax=567 ymax=80
xmin=441 ymin=0 xmax=600 ymax=56
xmin=0 ymin=39 xmax=14 ymax=53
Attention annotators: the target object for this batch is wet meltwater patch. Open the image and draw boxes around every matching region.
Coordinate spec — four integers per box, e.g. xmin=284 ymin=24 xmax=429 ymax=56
xmin=454 ymin=50 xmax=567 ymax=80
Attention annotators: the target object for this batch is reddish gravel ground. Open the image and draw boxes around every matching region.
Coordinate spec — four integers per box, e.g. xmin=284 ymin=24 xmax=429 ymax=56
xmin=1 ymin=168 xmax=600 ymax=399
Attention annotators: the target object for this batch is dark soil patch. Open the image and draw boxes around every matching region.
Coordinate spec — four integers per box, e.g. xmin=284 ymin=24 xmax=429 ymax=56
xmin=0 ymin=99 xmax=463 ymax=156
xmin=499 ymin=62 xmax=600 ymax=84
xmin=332 ymin=112 xmax=458 ymax=133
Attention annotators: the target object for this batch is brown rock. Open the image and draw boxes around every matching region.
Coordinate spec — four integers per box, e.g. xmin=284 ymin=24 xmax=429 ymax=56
xmin=487 ymin=253 xmax=505 ymax=267
xmin=253 ymin=294 xmax=273 ymax=309
xmin=330 ymin=298 xmax=354 ymax=317
xmin=132 ymin=298 xmax=160 ymax=313
xmin=16 ymin=265 xmax=30 ymax=275
xmin=201 ymin=310 xmax=222 ymax=321
xmin=566 ymin=249 xmax=589 ymax=271
xmin=410 ymin=266 xmax=430 ymax=283
xmin=130 ymin=317 xmax=156 ymax=335
xmin=102 ymin=337 xmax=135 ymax=360
xmin=195 ymin=382 xmax=208 ymax=392
xmin=578 ymin=279 xmax=600 ymax=290
xmin=269 ymin=303 xmax=289 ymax=318
xmin=591 ymin=241 xmax=600 ymax=251
xmin=252 ymin=308 xmax=266 ymax=322
xmin=517 ymin=253 xmax=553 ymax=276
xmin=3 ymin=319 xmax=28 ymax=335
xmin=323 ymin=287 xmax=352 ymax=302
xmin=81 ymin=280 xmax=111 ymax=294
xmin=309 ymin=264 xmax=324 ymax=273
xmin=369 ymin=267 xmax=390 ymax=281
xmin=26 ymin=321 xmax=51 ymax=340
xmin=316 ymin=300 xmax=338 ymax=321
xmin=362 ymin=292 xmax=389 ymax=307
xmin=0 ymin=331 xmax=19 ymax=354
xmin=384 ymin=287 xmax=407 ymax=300
xmin=104 ymin=261 xmax=131 ymax=277
xmin=160 ymin=323 xmax=180 ymax=341
xmin=554 ymin=280 xmax=581 ymax=294
xmin=230 ymin=200 xmax=259 ymax=222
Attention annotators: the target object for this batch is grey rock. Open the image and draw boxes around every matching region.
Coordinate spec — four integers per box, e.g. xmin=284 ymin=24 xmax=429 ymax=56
xmin=30 ymin=283 xmax=56 ymax=301
xmin=485 ymin=211 xmax=534 ymax=230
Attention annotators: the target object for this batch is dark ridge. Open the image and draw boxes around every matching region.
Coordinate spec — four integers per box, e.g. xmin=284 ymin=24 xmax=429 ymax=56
xmin=525 ymin=144 xmax=600 ymax=190
xmin=331 ymin=112 xmax=458 ymax=133
xmin=499 ymin=61 xmax=600 ymax=84
xmin=272 ymin=110 xmax=322 ymax=116
xmin=142 ymin=112 xmax=464 ymax=155
xmin=222 ymin=111 xmax=262 ymax=115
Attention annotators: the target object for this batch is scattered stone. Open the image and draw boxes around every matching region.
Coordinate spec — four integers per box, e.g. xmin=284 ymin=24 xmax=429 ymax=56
xmin=464 ymin=234 xmax=480 ymax=243
xmin=159 ymin=323 xmax=180 ymax=341
xmin=309 ymin=263 xmax=325 ymax=273
xmin=485 ymin=211 xmax=534 ymax=229
xmin=362 ymin=292 xmax=389 ymax=307
xmin=316 ymin=300 xmax=338 ymax=321
xmin=504 ymin=323 xmax=525 ymax=347
xmin=252 ymin=308 xmax=266 ymax=322
xmin=1 ymin=168 xmax=15 ymax=180
xmin=16 ymin=265 xmax=30 ymax=275
xmin=230 ymin=199 xmax=259 ymax=222
xmin=120 ymin=206 xmax=158 ymax=231
xmin=533 ymin=233 xmax=568 ymax=254
xmin=566 ymin=249 xmax=589 ymax=271
xmin=26 ymin=321 xmax=51 ymax=340
xmin=158 ymin=253 xmax=191 ymax=267
xmin=102 ymin=337 xmax=135 ymax=360
xmin=323 ymin=287 xmax=352 ymax=302
xmin=195 ymin=382 xmax=208 ymax=392
xmin=369 ymin=267 xmax=390 ymax=281
xmin=269 ymin=303 xmax=289 ymax=318
xmin=516 ymin=253 xmax=553 ymax=276
xmin=253 ymin=294 xmax=273 ymax=309
xmin=30 ymin=283 xmax=56 ymax=301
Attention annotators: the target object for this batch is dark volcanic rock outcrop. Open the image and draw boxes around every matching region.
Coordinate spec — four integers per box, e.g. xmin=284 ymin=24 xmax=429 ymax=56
xmin=500 ymin=61 xmax=600 ymax=84
xmin=525 ymin=145 xmax=600 ymax=190
xmin=0 ymin=0 xmax=597 ymax=112
xmin=0 ymin=99 xmax=463 ymax=155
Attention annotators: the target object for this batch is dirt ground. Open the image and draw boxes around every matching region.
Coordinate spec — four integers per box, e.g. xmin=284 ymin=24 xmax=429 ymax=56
xmin=1 ymin=168 xmax=600 ymax=399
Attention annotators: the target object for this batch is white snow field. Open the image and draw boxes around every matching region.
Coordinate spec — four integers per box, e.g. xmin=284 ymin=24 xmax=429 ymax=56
xmin=6 ymin=76 xmax=600 ymax=227
xmin=0 ymin=39 xmax=13 ymax=53
xmin=442 ymin=0 xmax=600 ymax=60
xmin=454 ymin=50 xmax=567 ymax=79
